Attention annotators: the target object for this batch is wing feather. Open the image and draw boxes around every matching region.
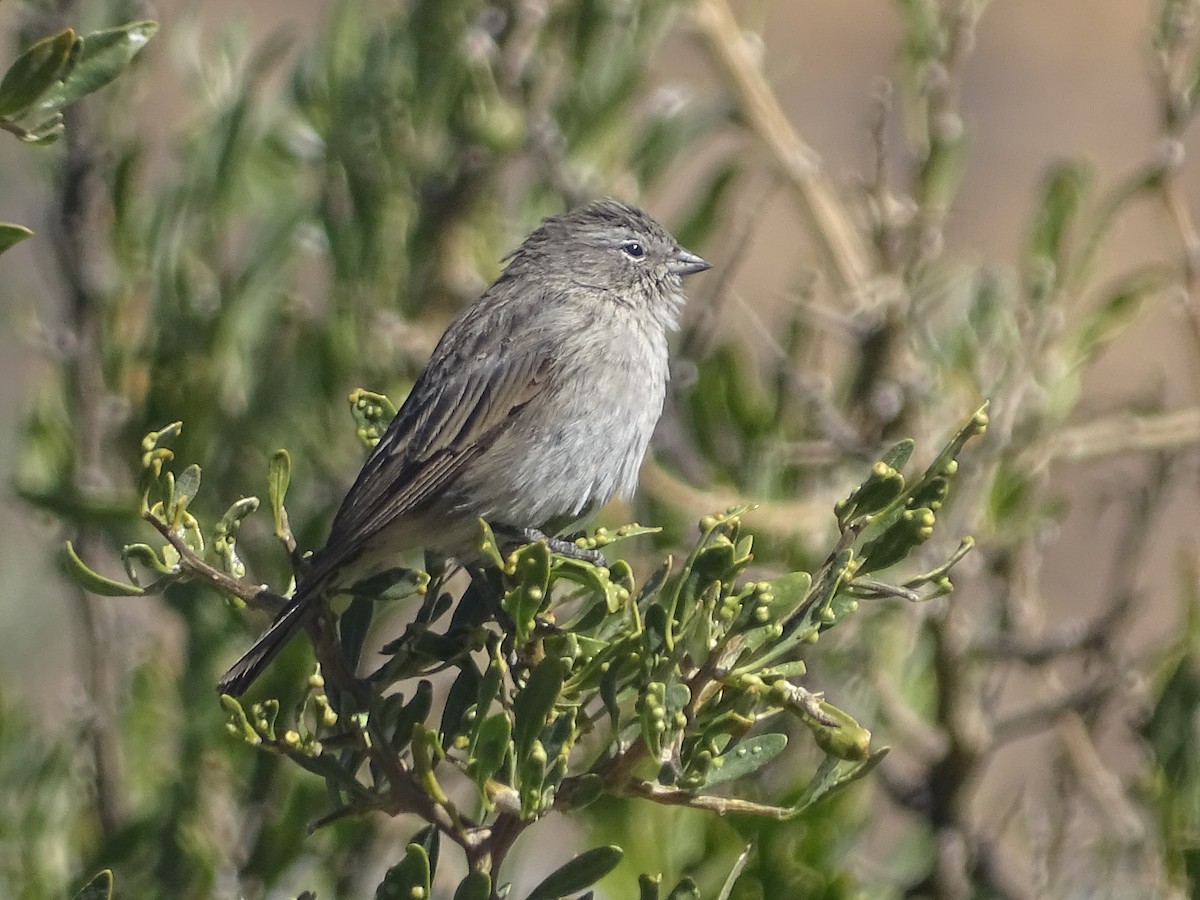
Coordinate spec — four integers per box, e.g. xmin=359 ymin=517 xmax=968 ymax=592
xmin=312 ymin=316 xmax=554 ymax=574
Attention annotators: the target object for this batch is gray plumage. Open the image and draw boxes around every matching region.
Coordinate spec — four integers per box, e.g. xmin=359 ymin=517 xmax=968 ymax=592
xmin=217 ymin=198 xmax=709 ymax=696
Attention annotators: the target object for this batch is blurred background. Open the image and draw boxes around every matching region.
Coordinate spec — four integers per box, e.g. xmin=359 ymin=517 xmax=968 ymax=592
xmin=2 ymin=0 xmax=1199 ymax=898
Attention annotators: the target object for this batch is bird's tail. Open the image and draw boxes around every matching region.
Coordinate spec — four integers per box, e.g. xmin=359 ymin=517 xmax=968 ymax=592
xmin=217 ymin=592 xmax=316 ymax=697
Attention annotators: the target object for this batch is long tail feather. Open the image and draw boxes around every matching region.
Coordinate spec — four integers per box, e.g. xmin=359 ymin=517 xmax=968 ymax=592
xmin=217 ymin=595 xmax=315 ymax=696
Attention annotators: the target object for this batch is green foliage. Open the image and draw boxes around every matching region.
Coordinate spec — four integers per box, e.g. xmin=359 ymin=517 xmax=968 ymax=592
xmin=1142 ymin=583 xmax=1200 ymax=894
xmin=0 ymin=695 xmax=80 ymax=898
xmin=0 ymin=18 xmax=155 ymax=253
xmin=63 ymin=400 xmax=982 ymax=895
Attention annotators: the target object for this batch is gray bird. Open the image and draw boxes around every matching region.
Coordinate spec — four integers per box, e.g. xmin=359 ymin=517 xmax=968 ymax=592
xmin=217 ymin=198 xmax=710 ymax=696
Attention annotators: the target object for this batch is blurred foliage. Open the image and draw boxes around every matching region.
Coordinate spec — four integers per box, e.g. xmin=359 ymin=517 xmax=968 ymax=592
xmin=11 ymin=0 xmax=1200 ymax=897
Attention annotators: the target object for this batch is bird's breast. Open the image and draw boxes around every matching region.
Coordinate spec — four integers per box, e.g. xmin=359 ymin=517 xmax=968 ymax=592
xmin=461 ymin=312 xmax=669 ymax=530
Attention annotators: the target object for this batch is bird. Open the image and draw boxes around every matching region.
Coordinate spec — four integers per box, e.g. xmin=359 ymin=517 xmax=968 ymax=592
xmin=217 ymin=197 xmax=710 ymax=696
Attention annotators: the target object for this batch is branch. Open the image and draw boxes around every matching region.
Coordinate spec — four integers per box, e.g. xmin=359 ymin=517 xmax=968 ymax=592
xmin=1048 ymin=407 xmax=1200 ymax=461
xmin=143 ymin=513 xmax=282 ymax=611
xmin=991 ymin=681 xmax=1112 ymax=746
xmin=689 ymin=0 xmax=872 ymax=298
xmin=623 ymin=778 xmax=799 ymax=819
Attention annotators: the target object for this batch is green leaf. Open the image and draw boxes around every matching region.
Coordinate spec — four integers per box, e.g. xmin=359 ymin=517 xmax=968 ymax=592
xmin=518 ymin=735 xmax=549 ymax=818
xmin=0 ymin=28 xmax=75 ymax=118
xmin=36 ymin=21 xmax=158 ymax=112
xmin=715 ymin=845 xmax=752 ymax=900
xmin=452 ymin=871 xmax=492 ymax=900
xmin=72 ymin=869 xmax=113 ymax=900
xmin=475 ymin=650 xmax=503 ymax=719
xmin=639 ymin=680 xmax=667 ymax=759
xmin=440 ymin=661 xmax=481 ymax=749
xmin=338 ymin=595 xmax=374 ymax=673
xmin=374 ymin=843 xmax=431 ymax=900
xmin=0 ymin=222 xmax=33 ymax=254
xmin=524 ymin=845 xmax=623 ymax=900
xmin=349 ymin=387 xmax=398 ymax=447
xmin=905 ymin=403 xmax=989 ymax=510
xmin=552 ymin=555 xmax=627 ymax=615
xmin=761 ymin=570 xmax=812 ymax=623
xmin=63 ymin=541 xmax=145 ymax=596
xmin=562 ymin=772 xmax=603 ymax=810
xmin=121 ymin=542 xmax=174 ymax=580
xmin=409 ymin=825 xmax=441 ymax=884
xmin=267 ymin=449 xmax=291 ymax=538
xmin=703 ymin=733 xmax=788 ymax=786
xmin=1072 ymin=267 xmax=1166 ymax=366
xmin=1025 ymin=161 xmax=1090 ymax=298
xmin=880 ymin=438 xmax=915 ymax=470
xmin=503 ymin=540 xmax=552 ymax=642
xmin=835 ymin=460 xmax=906 ymax=527
xmin=467 ymin=712 xmax=511 ymax=797
xmin=513 ymin=657 xmax=566 ymax=762
xmin=858 ymin=507 xmax=936 ymax=575
xmin=12 ymin=114 xmax=63 ymax=144
xmin=344 ymin=567 xmax=422 ymax=602
xmin=171 ymin=463 xmax=202 ymax=519
xmin=475 ymin=519 xmax=506 ymax=569
xmin=791 ymin=747 xmax=890 ymax=818
xmin=389 ymin=680 xmax=433 ymax=751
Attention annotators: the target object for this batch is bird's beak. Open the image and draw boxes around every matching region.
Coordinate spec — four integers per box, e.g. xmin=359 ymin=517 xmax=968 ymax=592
xmin=668 ymin=247 xmax=711 ymax=277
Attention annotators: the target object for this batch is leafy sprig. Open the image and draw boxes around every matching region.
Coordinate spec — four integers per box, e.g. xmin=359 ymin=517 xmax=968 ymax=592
xmin=62 ymin=395 xmax=985 ymax=897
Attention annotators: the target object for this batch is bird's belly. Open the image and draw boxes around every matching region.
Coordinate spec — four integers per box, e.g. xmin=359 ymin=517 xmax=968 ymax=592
xmin=456 ymin=330 xmax=666 ymax=531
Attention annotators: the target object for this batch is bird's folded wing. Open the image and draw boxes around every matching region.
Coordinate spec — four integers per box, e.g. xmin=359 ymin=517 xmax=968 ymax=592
xmin=315 ymin=341 xmax=555 ymax=565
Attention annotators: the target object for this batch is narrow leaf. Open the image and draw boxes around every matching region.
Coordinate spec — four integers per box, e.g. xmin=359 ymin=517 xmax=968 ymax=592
xmin=704 ymin=733 xmax=788 ymax=786
xmin=63 ymin=541 xmax=145 ymax=596
xmin=525 ymin=845 xmax=623 ymax=900
xmin=409 ymin=825 xmax=441 ymax=884
xmin=0 ymin=222 xmax=33 ymax=254
xmin=36 ymin=21 xmax=157 ymax=112
xmin=791 ymin=747 xmax=890 ymax=818
xmin=467 ymin=712 xmax=511 ymax=796
xmin=267 ymin=449 xmax=291 ymax=537
xmin=72 ymin=869 xmax=113 ymax=900
xmin=440 ymin=661 xmax=481 ymax=749
xmin=0 ymin=28 xmax=75 ymax=117
xmin=513 ymin=657 xmax=566 ymax=761
xmin=374 ymin=843 xmax=431 ymax=900
xmin=502 ymin=540 xmax=552 ymax=642
xmin=452 ymin=871 xmax=491 ymax=900
xmin=715 ymin=845 xmax=752 ymax=900
xmin=172 ymin=464 xmax=201 ymax=516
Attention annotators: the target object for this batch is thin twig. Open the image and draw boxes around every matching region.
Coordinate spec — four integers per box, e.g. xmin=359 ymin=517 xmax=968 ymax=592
xmin=144 ymin=513 xmax=279 ymax=609
xmin=623 ymin=779 xmax=799 ymax=819
xmin=991 ymin=682 xmax=1112 ymax=745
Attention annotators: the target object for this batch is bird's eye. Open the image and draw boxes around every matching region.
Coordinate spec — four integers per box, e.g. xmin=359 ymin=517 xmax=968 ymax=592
xmin=620 ymin=240 xmax=645 ymax=259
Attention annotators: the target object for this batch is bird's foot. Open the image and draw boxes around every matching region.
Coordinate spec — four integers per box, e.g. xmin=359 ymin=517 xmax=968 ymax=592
xmin=517 ymin=526 xmax=606 ymax=567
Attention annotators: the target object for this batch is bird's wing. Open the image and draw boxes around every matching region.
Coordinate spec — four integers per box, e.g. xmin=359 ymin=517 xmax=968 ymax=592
xmin=314 ymin=306 xmax=556 ymax=569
